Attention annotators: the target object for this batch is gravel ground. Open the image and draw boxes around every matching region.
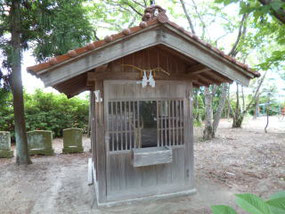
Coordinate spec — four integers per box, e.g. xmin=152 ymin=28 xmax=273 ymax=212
xmin=195 ymin=116 xmax=285 ymax=198
xmin=0 ymin=116 xmax=284 ymax=213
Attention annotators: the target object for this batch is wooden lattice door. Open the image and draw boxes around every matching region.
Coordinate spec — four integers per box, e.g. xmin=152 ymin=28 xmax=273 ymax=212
xmin=106 ymin=99 xmax=185 ymax=150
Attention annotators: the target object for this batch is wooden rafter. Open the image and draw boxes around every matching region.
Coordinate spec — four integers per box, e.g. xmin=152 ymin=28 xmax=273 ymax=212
xmin=156 ymin=45 xmax=196 ymax=65
xmin=203 ymin=70 xmax=233 ymax=83
xmin=187 ymin=64 xmax=210 ymax=75
xmin=195 ymin=75 xmax=212 ymax=86
xmin=198 ymin=73 xmax=222 ymax=85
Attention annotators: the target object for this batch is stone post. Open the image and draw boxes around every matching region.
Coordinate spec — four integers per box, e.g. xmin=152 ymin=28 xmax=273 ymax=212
xmin=27 ymin=130 xmax=54 ymax=155
xmin=63 ymin=128 xmax=83 ymax=153
xmin=0 ymin=131 xmax=13 ymax=158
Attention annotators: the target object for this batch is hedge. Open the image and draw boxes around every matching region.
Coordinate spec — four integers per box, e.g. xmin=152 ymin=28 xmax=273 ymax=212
xmin=0 ymin=89 xmax=89 ymax=140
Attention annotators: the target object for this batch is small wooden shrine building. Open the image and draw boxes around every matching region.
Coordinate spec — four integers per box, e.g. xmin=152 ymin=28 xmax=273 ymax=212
xmin=28 ymin=5 xmax=259 ymax=206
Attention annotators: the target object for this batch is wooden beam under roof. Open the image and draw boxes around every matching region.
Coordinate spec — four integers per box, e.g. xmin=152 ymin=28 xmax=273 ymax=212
xmin=193 ymin=82 xmax=200 ymax=88
xmin=87 ymin=71 xmax=200 ymax=82
xmin=66 ymin=88 xmax=87 ymax=98
xmin=156 ymin=44 xmax=196 ymax=65
xmin=195 ymin=75 xmax=212 ymax=86
xmin=192 ymin=79 xmax=206 ymax=87
xmin=54 ymin=73 xmax=87 ymax=96
xmin=198 ymin=73 xmax=222 ymax=85
xmin=187 ymin=64 xmax=210 ymax=75
xmin=203 ymin=70 xmax=233 ymax=83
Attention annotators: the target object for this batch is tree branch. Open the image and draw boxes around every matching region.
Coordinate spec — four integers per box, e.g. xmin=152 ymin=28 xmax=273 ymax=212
xmin=243 ymin=71 xmax=268 ymax=114
xmin=258 ymin=0 xmax=285 ymax=24
xmin=93 ymin=30 xmax=100 ymax=41
xmin=130 ymin=0 xmax=146 ymax=8
xmin=190 ymin=0 xmax=207 ymax=38
xmin=241 ymin=85 xmax=245 ymax=111
xmin=214 ymin=32 xmax=230 ymax=46
xmin=213 ymin=83 xmax=229 ymax=132
xmin=128 ymin=16 xmax=137 ymax=28
xmin=228 ymin=13 xmax=248 ymax=57
xmin=226 ymin=96 xmax=234 ymax=117
xmin=107 ymin=2 xmax=133 ymax=14
xmin=123 ymin=1 xmax=143 ymax=16
xmin=179 ymin=0 xmax=196 ymax=34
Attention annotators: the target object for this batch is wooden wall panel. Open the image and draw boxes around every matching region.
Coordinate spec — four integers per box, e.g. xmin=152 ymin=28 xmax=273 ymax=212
xmin=107 ymin=147 xmax=187 ymax=201
xmin=105 ymin=81 xmax=187 ymax=100
xmin=103 ymin=80 xmax=194 ymax=203
xmin=95 ymin=47 xmax=191 ymax=81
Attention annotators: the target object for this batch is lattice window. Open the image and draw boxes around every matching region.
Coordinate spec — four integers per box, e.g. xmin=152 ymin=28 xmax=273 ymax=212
xmin=107 ymin=99 xmax=184 ymax=152
xmin=157 ymin=100 xmax=184 ymax=147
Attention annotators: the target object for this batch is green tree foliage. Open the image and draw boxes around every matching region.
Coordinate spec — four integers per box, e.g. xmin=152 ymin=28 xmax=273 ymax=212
xmin=0 ymin=0 xmax=93 ymax=64
xmin=211 ymin=191 xmax=285 ymax=214
xmin=0 ymin=89 xmax=13 ymax=132
xmin=33 ymin=0 xmax=93 ymax=61
xmin=0 ymin=90 xmax=89 ymax=139
xmin=215 ymin=0 xmax=285 ymax=71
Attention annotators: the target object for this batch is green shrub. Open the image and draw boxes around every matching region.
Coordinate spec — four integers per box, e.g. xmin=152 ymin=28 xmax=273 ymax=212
xmin=0 ymin=89 xmax=14 ymax=135
xmin=211 ymin=191 xmax=285 ymax=214
xmin=0 ymin=89 xmax=89 ymax=139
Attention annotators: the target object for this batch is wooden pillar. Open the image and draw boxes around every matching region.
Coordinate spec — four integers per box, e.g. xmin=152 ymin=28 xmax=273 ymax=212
xmin=184 ymin=81 xmax=194 ymax=187
xmin=90 ymin=89 xmax=96 ymax=171
xmin=188 ymin=81 xmax=195 ymax=187
xmin=94 ymin=80 xmax=107 ymax=203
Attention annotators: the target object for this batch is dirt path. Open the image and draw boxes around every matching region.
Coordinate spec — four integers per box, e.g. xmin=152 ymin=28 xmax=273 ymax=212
xmin=195 ymin=117 xmax=285 ymax=198
xmin=0 ymin=154 xmax=235 ymax=214
xmin=0 ymin=117 xmax=284 ymax=213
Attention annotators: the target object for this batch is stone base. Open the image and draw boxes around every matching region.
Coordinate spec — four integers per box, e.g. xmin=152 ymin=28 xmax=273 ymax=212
xmin=0 ymin=150 xmax=13 ymax=158
xmin=29 ymin=148 xmax=54 ymax=156
xmin=62 ymin=146 xmax=84 ymax=154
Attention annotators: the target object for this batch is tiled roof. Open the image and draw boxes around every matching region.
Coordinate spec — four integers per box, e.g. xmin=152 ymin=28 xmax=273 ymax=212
xmin=27 ymin=5 xmax=260 ymax=78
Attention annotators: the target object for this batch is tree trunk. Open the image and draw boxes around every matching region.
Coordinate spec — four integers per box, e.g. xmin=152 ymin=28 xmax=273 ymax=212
xmin=232 ymin=115 xmax=244 ymax=128
xmin=227 ymin=87 xmax=230 ymax=119
xmin=203 ymin=87 xmax=213 ymax=140
xmin=253 ymin=93 xmax=260 ymax=119
xmin=212 ymin=83 xmax=228 ymax=135
xmin=264 ymin=106 xmax=269 ymax=133
xmin=193 ymin=89 xmax=202 ymax=124
xmin=235 ymin=83 xmax=240 ymax=118
xmin=232 ymin=83 xmax=243 ymax=128
xmin=10 ymin=0 xmax=31 ymax=165
xmin=232 ymin=71 xmax=267 ymax=128
xmin=241 ymin=86 xmax=245 ymax=112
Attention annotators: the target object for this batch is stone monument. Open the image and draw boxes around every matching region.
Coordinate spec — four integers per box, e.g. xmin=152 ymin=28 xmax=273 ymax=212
xmin=27 ymin=130 xmax=54 ymax=155
xmin=62 ymin=128 xmax=83 ymax=153
xmin=0 ymin=131 xmax=13 ymax=158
